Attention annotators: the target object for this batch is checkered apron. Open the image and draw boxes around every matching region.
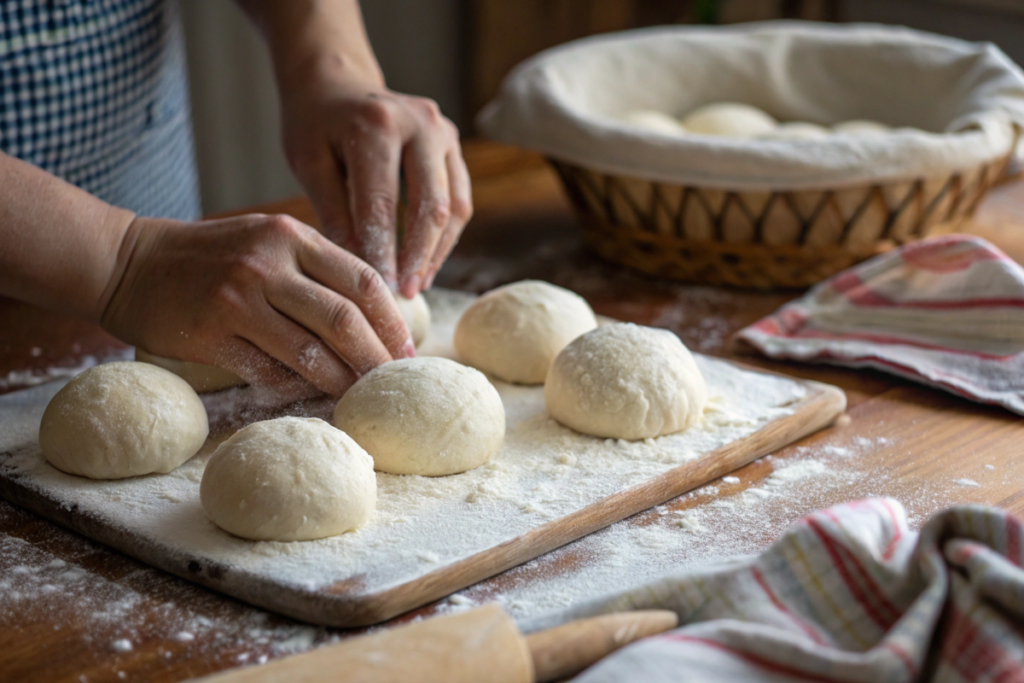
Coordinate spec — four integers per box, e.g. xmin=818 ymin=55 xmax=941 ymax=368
xmin=0 ymin=0 xmax=200 ymax=220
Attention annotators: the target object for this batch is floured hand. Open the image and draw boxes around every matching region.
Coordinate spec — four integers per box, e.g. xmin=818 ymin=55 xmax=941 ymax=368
xmin=100 ymin=214 xmax=415 ymax=400
xmin=279 ymin=71 xmax=472 ymax=299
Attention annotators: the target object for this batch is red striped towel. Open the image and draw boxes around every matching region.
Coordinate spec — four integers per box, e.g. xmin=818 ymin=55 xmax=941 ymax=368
xmin=524 ymin=499 xmax=1024 ymax=682
xmin=736 ymin=235 xmax=1024 ymax=415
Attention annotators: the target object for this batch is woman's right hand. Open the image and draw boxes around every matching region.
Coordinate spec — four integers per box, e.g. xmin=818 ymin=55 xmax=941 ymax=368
xmin=99 ymin=213 xmax=415 ymax=400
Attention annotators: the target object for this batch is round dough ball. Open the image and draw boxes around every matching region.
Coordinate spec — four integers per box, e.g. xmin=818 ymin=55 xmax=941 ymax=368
xmin=759 ymin=121 xmax=830 ymax=141
xmin=544 ymin=323 xmax=708 ymax=441
xmin=681 ymin=102 xmax=777 ymax=138
xmin=395 ymin=292 xmax=431 ymax=347
xmin=39 ymin=362 xmax=209 ymax=479
xmin=200 ymin=417 xmax=376 ymax=542
xmin=135 ymin=348 xmax=245 ymax=393
xmin=620 ymin=110 xmax=687 ymax=136
xmin=454 ymin=280 xmax=598 ymax=385
xmin=333 ymin=357 xmax=505 ymax=476
xmin=832 ymin=119 xmax=891 ymax=136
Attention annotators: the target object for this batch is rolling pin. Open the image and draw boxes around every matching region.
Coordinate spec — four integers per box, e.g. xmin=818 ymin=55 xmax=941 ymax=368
xmin=194 ymin=604 xmax=677 ymax=683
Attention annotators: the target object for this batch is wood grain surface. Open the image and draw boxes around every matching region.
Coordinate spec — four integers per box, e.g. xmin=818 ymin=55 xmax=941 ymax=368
xmin=1 ymin=140 xmax=1023 ymax=681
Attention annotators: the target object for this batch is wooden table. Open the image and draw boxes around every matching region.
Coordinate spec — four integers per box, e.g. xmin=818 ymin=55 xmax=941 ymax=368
xmin=2 ymin=141 xmax=1023 ymax=682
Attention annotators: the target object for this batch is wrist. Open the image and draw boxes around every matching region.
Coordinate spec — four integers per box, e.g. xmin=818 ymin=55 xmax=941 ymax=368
xmin=276 ymin=47 xmax=385 ymax=94
xmin=94 ymin=213 xmax=152 ymax=328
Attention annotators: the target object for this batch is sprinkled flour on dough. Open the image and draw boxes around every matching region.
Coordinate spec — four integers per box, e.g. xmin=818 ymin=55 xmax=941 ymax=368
xmin=0 ymin=290 xmax=809 ymax=603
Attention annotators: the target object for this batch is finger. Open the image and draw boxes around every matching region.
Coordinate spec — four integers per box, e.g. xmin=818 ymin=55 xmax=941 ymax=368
xmin=424 ymin=150 xmax=472 ymax=289
xmin=213 ymin=336 xmax=321 ymax=403
xmin=396 ymin=134 xmax=450 ymax=298
xmin=344 ymin=106 xmax=407 ymax=290
xmin=267 ymin=274 xmax=401 ymax=377
xmin=296 ymin=234 xmax=414 ymax=360
xmin=238 ymin=301 xmax=359 ymax=397
xmin=291 ymin=150 xmax=357 ymax=251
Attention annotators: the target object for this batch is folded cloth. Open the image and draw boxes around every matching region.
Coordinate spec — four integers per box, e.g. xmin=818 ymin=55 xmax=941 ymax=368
xmin=735 ymin=234 xmax=1024 ymax=415
xmin=520 ymin=499 xmax=1024 ymax=682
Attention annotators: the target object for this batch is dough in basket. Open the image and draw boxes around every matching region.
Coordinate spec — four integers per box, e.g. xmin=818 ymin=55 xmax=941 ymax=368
xmin=620 ymin=110 xmax=687 ymax=136
xmin=680 ymin=102 xmax=777 ymax=138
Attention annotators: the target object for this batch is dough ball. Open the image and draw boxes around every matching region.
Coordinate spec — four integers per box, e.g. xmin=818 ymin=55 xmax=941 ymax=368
xmin=333 ymin=357 xmax=505 ymax=476
xmin=620 ymin=110 xmax=687 ymax=136
xmin=395 ymin=292 xmax=431 ymax=347
xmin=454 ymin=280 xmax=598 ymax=385
xmin=135 ymin=348 xmax=245 ymax=393
xmin=832 ymin=119 xmax=891 ymax=136
xmin=544 ymin=323 xmax=707 ymax=440
xmin=200 ymin=417 xmax=375 ymax=542
xmin=39 ymin=362 xmax=209 ymax=479
xmin=759 ymin=121 xmax=830 ymax=141
xmin=681 ymin=102 xmax=777 ymax=138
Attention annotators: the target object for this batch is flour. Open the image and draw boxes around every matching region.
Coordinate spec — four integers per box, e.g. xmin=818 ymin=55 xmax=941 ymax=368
xmin=0 ymin=290 xmax=810 ymax=619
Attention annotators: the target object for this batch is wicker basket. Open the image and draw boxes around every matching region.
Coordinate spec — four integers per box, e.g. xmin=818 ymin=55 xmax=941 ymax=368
xmin=550 ymin=150 xmax=1016 ymax=289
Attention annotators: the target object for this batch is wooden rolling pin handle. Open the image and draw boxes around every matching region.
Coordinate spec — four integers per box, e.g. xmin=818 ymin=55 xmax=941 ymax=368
xmin=525 ymin=610 xmax=679 ymax=682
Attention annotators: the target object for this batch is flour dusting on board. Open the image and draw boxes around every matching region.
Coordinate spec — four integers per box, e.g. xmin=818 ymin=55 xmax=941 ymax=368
xmin=0 ymin=290 xmax=809 ymax=599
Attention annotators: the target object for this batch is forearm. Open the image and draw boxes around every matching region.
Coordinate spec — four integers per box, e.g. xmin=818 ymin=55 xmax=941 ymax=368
xmin=236 ymin=0 xmax=384 ymax=88
xmin=0 ymin=151 xmax=136 ymax=322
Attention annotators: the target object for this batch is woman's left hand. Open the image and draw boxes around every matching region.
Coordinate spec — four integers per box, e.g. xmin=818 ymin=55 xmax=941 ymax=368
xmin=278 ymin=66 xmax=472 ymax=299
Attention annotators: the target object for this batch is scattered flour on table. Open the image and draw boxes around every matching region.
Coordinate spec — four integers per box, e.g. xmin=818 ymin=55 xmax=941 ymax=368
xmin=0 ymin=290 xmax=811 ymax=599
xmin=437 ymin=433 xmax=931 ymax=622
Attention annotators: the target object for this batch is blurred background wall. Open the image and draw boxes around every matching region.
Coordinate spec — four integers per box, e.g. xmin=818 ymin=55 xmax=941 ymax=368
xmin=180 ymin=0 xmax=1024 ymax=216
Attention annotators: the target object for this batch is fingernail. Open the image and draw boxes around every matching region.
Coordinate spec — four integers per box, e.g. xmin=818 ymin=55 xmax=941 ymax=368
xmin=400 ymin=273 xmax=421 ymax=298
xmin=403 ymin=339 xmax=417 ymax=358
xmin=423 ymin=270 xmax=436 ymax=290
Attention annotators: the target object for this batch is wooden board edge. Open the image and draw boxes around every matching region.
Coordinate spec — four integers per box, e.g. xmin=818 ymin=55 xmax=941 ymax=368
xmin=325 ymin=379 xmax=847 ymax=626
xmin=0 ymin=377 xmax=846 ymax=628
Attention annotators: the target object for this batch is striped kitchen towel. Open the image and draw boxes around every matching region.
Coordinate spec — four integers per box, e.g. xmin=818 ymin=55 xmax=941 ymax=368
xmin=522 ymin=499 xmax=1024 ymax=682
xmin=735 ymin=234 xmax=1024 ymax=415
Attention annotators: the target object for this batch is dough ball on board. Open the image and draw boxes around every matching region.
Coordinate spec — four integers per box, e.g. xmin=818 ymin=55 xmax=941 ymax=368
xmin=759 ymin=121 xmax=830 ymax=141
xmin=454 ymin=280 xmax=598 ymax=385
xmin=135 ymin=348 xmax=245 ymax=393
xmin=620 ymin=110 xmax=687 ymax=136
xmin=395 ymin=292 xmax=431 ymax=347
xmin=545 ymin=323 xmax=708 ymax=441
xmin=39 ymin=362 xmax=209 ymax=479
xmin=681 ymin=102 xmax=777 ymax=138
xmin=832 ymin=119 xmax=891 ymax=136
xmin=200 ymin=417 xmax=376 ymax=542
xmin=333 ymin=357 xmax=505 ymax=476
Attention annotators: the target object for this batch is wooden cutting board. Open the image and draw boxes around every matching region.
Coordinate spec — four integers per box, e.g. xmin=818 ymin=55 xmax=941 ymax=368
xmin=0 ymin=292 xmax=845 ymax=628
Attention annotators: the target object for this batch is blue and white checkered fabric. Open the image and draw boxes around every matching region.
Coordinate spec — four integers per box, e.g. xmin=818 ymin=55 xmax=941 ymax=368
xmin=0 ymin=0 xmax=200 ymax=220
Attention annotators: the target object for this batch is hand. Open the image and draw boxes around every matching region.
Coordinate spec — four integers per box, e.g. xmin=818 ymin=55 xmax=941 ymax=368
xmin=100 ymin=213 xmax=415 ymax=399
xmin=279 ymin=69 xmax=473 ymax=298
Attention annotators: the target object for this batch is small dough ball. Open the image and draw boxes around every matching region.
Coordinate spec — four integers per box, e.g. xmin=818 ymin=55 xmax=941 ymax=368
xmin=681 ymin=102 xmax=777 ymax=138
xmin=545 ymin=323 xmax=707 ymax=440
xmin=454 ymin=280 xmax=598 ymax=385
xmin=135 ymin=348 xmax=245 ymax=393
xmin=200 ymin=417 xmax=375 ymax=541
xmin=759 ymin=121 xmax=830 ymax=141
xmin=39 ymin=362 xmax=209 ymax=479
xmin=395 ymin=292 xmax=431 ymax=347
xmin=333 ymin=357 xmax=505 ymax=476
xmin=620 ymin=110 xmax=687 ymax=136
xmin=833 ymin=119 xmax=891 ymax=136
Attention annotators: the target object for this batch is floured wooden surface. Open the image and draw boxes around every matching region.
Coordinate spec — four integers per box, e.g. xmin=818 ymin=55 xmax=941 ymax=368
xmin=0 ymin=289 xmax=814 ymax=623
